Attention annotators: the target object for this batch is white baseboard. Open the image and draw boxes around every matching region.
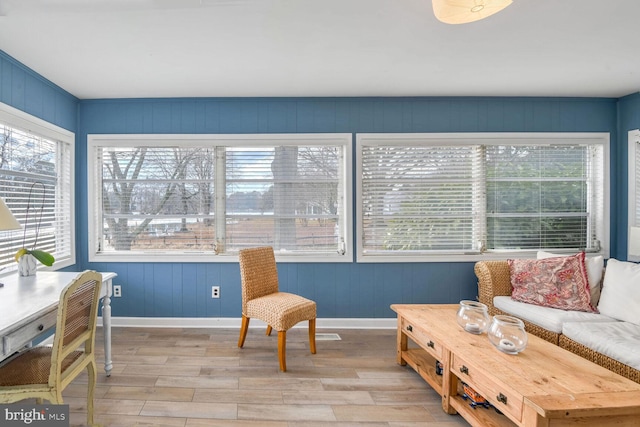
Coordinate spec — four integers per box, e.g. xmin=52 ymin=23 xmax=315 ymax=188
xmin=97 ymin=316 xmax=396 ymax=329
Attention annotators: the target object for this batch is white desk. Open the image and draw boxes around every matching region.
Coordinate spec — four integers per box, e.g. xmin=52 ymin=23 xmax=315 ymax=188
xmin=0 ymin=271 xmax=117 ymax=376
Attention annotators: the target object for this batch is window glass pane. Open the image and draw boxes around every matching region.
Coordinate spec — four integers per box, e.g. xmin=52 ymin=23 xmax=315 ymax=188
xmin=226 ymin=146 xmax=341 ymax=253
xmin=486 ymin=145 xmax=594 ymax=251
xmin=0 ymin=121 xmax=73 ymax=271
xmin=487 ymin=217 xmax=588 ymax=250
xmin=99 ymin=146 xmax=216 ymax=253
xmin=636 ymin=141 xmax=640 ymax=224
xmin=358 ymin=134 xmax=607 ymax=260
xmin=361 ymin=145 xmax=482 ymax=253
xmin=90 ymin=135 xmax=349 ymax=260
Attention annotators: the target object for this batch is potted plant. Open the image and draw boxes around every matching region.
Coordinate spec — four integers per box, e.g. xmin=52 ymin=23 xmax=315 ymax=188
xmin=13 ymin=183 xmax=55 ymax=276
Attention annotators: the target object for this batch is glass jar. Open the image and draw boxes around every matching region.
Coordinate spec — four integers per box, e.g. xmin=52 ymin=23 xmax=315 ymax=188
xmin=456 ymin=300 xmax=490 ymax=334
xmin=488 ymin=315 xmax=528 ymax=354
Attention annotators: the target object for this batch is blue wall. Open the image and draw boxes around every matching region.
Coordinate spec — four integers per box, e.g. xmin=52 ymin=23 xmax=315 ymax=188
xmin=77 ymin=97 xmax=619 ymax=319
xmin=0 ymin=51 xmax=77 ymax=132
xmin=1 ymin=50 xmax=631 ymax=320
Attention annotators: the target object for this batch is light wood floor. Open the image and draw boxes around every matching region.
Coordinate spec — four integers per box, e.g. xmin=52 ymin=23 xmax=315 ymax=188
xmin=65 ymin=327 xmax=470 ymax=426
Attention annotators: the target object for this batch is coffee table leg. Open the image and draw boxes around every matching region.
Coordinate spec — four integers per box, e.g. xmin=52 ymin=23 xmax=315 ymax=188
xmin=396 ymin=316 xmax=407 ymax=365
xmin=441 ymin=350 xmax=458 ymax=415
xmin=522 ymin=405 xmax=549 ymax=427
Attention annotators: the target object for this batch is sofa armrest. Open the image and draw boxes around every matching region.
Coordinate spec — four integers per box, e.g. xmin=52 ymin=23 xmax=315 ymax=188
xmin=474 ymin=261 xmax=512 ymax=316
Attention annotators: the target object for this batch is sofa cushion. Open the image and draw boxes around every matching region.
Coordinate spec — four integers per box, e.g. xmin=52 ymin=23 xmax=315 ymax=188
xmin=494 ymin=296 xmax=614 ymax=333
xmin=537 ymin=251 xmax=603 ymax=306
xmin=562 ymin=321 xmax=640 ymax=370
xmin=508 ymin=253 xmax=595 ymax=312
xmin=597 ymin=258 xmax=640 ymax=326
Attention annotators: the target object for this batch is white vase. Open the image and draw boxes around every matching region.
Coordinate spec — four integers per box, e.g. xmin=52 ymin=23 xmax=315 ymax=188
xmin=18 ymin=254 xmax=38 ymax=276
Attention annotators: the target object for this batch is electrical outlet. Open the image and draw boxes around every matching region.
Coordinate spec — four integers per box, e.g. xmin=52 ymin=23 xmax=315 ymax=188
xmin=212 ymin=286 xmax=220 ymax=298
xmin=113 ymin=285 xmax=122 ymax=297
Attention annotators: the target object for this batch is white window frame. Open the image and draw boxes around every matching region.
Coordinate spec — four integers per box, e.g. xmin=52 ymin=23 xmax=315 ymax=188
xmin=87 ymin=133 xmax=353 ymax=263
xmin=0 ymin=102 xmax=75 ymax=273
xmin=628 ymin=129 xmax=640 ymax=261
xmin=356 ymin=132 xmax=610 ymax=263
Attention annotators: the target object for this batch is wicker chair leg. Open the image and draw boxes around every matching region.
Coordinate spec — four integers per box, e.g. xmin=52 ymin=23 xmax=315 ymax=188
xmin=238 ymin=315 xmax=250 ymax=348
xmin=266 ymin=325 xmax=273 ymax=336
xmin=309 ymin=318 xmax=316 ymax=354
xmin=278 ymin=330 xmax=287 ymax=372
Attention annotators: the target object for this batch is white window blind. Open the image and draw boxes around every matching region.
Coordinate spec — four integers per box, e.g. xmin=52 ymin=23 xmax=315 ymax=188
xmin=0 ymin=103 xmax=75 ymax=272
xmin=88 ymin=134 xmax=352 ymax=262
xmin=357 ymin=133 xmax=608 ymax=262
xmin=634 ymin=138 xmax=640 ymax=225
xmin=227 ymin=146 xmax=343 ymax=253
xmin=486 ymin=144 xmax=603 ymax=251
xmin=628 ymin=130 xmax=640 ymax=261
xmin=97 ymin=146 xmax=218 ymax=253
xmin=361 ymin=144 xmax=484 ymax=253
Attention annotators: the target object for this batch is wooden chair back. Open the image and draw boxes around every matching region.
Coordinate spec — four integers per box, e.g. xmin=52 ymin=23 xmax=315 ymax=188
xmin=49 ymin=270 xmax=102 ymax=389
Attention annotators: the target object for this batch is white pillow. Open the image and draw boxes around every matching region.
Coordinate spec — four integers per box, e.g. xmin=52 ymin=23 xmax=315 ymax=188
xmin=597 ymin=258 xmax=640 ymax=326
xmin=537 ymin=251 xmax=604 ymax=306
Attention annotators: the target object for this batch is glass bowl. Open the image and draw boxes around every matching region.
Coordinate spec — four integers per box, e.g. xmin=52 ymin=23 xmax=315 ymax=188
xmin=488 ymin=315 xmax=528 ymax=354
xmin=456 ymin=300 xmax=490 ymax=334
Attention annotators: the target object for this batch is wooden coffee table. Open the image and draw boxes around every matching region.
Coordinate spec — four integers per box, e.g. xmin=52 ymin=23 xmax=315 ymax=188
xmin=391 ymin=304 xmax=640 ymax=427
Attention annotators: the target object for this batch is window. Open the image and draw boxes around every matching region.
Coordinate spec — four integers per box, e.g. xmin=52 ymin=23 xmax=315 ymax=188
xmin=357 ymin=133 xmax=609 ymax=262
xmin=628 ymin=130 xmax=640 ymax=261
xmin=88 ymin=134 xmax=352 ymax=262
xmin=0 ymin=102 xmax=75 ymax=272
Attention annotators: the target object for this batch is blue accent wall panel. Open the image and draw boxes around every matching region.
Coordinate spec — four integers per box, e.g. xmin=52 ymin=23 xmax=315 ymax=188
xmin=1 ymin=50 xmax=626 ymax=321
xmin=0 ymin=51 xmax=77 ymax=132
xmin=180 ymin=264 xmax=198 ymax=317
xmin=75 ymin=96 xmax=620 ymax=319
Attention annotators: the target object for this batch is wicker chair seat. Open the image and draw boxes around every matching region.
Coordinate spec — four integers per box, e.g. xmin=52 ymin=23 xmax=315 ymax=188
xmin=246 ymin=292 xmax=316 ymax=331
xmin=0 ymin=347 xmax=82 ymax=386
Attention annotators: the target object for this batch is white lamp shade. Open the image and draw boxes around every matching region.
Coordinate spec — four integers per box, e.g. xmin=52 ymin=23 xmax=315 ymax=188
xmin=432 ymin=0 xmax=513 ymax=24
xmin=0 ymin=197 xmax=20 ymax=231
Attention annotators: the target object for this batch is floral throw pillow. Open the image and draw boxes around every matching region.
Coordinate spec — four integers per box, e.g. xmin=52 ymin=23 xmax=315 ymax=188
xmin=537 ymin=251 xmax=603 ymax=306
xmin=508 ymin=252 xmax=596 ymax=312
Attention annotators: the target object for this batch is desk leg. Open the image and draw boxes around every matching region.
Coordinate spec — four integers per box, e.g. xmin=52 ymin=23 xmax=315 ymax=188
xmin=102 ymin=287 xmax=113 ymax=377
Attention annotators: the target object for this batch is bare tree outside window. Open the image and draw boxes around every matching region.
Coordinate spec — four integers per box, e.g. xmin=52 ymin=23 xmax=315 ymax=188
xmin=89 ymin=134 xmax=351 ymax=261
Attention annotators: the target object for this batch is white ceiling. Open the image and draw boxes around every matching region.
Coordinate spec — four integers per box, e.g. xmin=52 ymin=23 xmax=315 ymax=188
xmin=1 ymin=0 xmax=639 ymax=100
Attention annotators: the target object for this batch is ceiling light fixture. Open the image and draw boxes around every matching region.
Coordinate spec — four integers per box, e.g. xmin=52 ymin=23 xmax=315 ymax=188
xmin=432 ymin=0 xmax=513 ymax=25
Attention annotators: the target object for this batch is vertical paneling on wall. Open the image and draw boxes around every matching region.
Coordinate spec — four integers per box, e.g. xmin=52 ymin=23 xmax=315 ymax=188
xmin=78 ymin=97 xmax=618 ymax=319
xmin=0 ymin=51 xmax=622 ymax=320
xmin=0 ymin=52 xmax=77 ymax=131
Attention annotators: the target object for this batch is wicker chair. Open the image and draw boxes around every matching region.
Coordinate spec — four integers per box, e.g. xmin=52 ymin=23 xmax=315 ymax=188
xmin=0 ymin=270 xmax=103 ymax=427
xmin=237 ymin=246 xmax=317 ymax=371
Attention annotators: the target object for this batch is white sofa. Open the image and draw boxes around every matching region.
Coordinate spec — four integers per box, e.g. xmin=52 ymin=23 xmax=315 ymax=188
xmin=475 ymin=257 xmax=640 ymax=384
